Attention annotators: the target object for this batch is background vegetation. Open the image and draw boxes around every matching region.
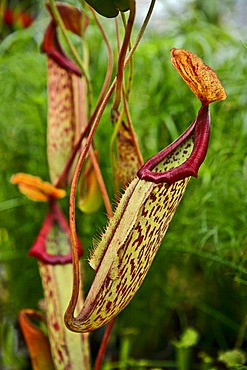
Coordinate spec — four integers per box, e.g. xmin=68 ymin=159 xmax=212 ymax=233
xmin=0 ymin=0 xmax=246 ymax=369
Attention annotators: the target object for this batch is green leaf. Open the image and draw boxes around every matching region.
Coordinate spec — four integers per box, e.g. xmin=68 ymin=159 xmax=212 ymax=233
xmin=85 ymin=0 xmax=130 ymax=18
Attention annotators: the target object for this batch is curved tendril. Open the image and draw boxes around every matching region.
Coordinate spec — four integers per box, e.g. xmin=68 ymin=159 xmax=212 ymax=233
xmin=65 ymin=81 xmax=116 ymax=329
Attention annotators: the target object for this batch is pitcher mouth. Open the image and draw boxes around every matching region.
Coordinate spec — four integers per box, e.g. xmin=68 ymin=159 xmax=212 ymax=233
xmin=137 ymin=105 xmax=210 ymax=184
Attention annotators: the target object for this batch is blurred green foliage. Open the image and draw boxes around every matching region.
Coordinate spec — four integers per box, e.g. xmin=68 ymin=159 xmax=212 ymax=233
xmin=0 ymin=1 xmax=247 ymax=369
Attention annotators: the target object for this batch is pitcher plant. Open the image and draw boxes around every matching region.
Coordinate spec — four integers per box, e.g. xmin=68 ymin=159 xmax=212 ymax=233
xmin=11 ymin=1 xmax=226 ymax=369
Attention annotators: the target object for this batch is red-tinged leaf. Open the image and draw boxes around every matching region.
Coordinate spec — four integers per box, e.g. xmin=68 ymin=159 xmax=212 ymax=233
xmin=28 ymin=202 xmax=82 ymax=264
xmin=19 ymin=309 xmax=55 ymax=370
xmin=10 ymin=173 xmax=66 ymax=202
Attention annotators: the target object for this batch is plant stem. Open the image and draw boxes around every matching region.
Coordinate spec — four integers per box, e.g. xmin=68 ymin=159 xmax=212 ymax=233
xmin=235 ymin=314 xmax=247 ymax=348
xmin=94 ymin=318 xmax=115 ymax=370
xmin=124 ymin=0 xmax=156 ymax=67
xmin=112 ymin=0 xmax=136 ymax=111
xmin=120 ymin=12 xmax=134 ymax=102
xmin=111 ymin=0 xmax=156 ymax=108
xmin=115 ymin=17 xmax=121 ymax=53
xmin=55 ymin=123 xmax=90 ymax=188
xmin=89 ymin=7 xmax=114 ymax=119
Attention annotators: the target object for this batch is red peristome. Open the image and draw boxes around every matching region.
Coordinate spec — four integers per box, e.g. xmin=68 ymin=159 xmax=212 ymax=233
xmin=41 ymin=21 xmax=82 ymax=77
xmin=137 ymin=105 xmax=210 ymax=184
xmin=28 ymin=202 xmax=82 ymax=264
